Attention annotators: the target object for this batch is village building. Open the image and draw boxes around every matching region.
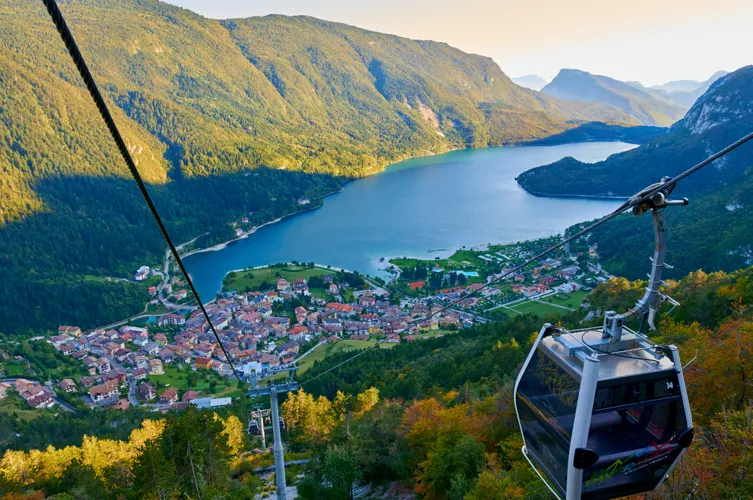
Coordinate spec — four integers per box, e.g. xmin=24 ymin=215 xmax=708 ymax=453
xmin=58 ymin=325 xmax=83 ymax=337
xmin=149 ymin=359 xmax=164 ymax=375
xmin=58 ymin=379 xmax=76 ymax=393
xmin=27 ymin=391 xmax=55 ymax=409
xmin=276 ymin=278 xmax=291 ymax=291
xmin=113 ymin=399 xmax=131 ymax=411
xmin=137 ymin=382 xmax=156 ymax=401
xmin=160 ymin=388 xmax=178 ymax=405
xmin=182 ymin=390 xmax=199 ymax=403
xmin=194 ymin=356 xmax=213 ymax=370
xmin=96 ymin=358 xmax=111 ymax=374
xmin=89 ymin=380 xmax=119 ymax=404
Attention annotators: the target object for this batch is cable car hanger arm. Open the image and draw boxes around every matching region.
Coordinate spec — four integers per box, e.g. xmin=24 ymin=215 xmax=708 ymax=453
xmin=603 ymin=180 xmax=689 ymax=342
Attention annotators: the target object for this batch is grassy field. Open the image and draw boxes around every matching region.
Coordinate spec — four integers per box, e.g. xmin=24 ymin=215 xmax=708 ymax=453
xmin=0 ymin=360 xmax=28 ymax=377
xmin=509 ymin=300 xmax=567 ymax=316
xmin=273 ymin=339 xmax=395 ymax=377
xmin=418 ymin=328 xmax=461 ymax=338
xmin=148 ymin=364 xmax=242 ymax=398
xmin=0 ymin=394 xmax=52 ymax=421
xmin=540 ymin=290 xmax=588 ymax=309
xmin=223 ymin=265 xmax=334 ymax=293
xmin=508 ymin=291 xmax=587 ymax=317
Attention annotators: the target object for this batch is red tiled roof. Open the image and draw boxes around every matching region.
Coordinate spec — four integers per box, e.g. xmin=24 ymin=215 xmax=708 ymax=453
xmin=409 ymin=281 xmax=426 ymax=290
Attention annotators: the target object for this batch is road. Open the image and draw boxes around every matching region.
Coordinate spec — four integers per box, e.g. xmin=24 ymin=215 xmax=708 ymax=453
xmin=484 ymin=290 xmax=557 ymax=312
xmin=156 ymin=238 xmax=200 ymax=311
xmin=108 ymin=357 xmax=141 ymax=408
xmin=127 ymin=378 xmax=139 ymax=407
xmin=44 ymin=380 xmax=77 ymax=412
xmin=363 ymin=277 xmax=390 ymax=296
xmin=446 ymin=307 xmax=488 ymax=324
xmin=0 ymin=377 xmax=76 ymax=413
xmin=89 ymin=237 xmax=200 ymax=332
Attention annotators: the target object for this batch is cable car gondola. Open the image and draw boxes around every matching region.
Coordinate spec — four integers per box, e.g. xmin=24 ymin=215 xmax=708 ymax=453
xmin=514 ymin=183 xmax=694 ymax=499
xmin=248 ymin=419 xmax=260 ymax=435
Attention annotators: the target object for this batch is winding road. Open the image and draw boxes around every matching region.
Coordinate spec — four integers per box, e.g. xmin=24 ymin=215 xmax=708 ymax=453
xmin=0 ymin=377 xmax=76 ymax=413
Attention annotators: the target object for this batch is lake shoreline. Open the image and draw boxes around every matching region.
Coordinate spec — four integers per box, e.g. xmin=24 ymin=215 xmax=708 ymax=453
xmin=181 ymin=141 xmax=631 ymax=299
xmin=513 ymin=182 xmax=630 ymax=201
xmin=179 ymin=186 xmax=347 ymax=259
xmin=176 ymin=146 xmax=466 ymax=260
xmin=516 ymin=189 xmax=630 ymax=201
xmin=177 ymin=141 xmax=625 ymax=262
xmin=219 ymin=263 xmax=364 ymax=295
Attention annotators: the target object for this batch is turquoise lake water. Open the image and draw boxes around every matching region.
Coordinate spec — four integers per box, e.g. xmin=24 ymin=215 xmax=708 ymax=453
xmin=184 ymin=142 xmax=635 ymax=299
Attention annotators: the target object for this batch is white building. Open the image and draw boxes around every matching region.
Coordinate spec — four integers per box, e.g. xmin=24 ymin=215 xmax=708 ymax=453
xmin=134 ymin=266 xmax=150 ymax=281
xmin=190 ymin=397 xmax=232 ymax=409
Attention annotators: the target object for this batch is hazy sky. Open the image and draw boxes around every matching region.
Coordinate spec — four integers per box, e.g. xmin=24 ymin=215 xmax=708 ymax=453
xmin=164 ymin=0 xmax=752 ymax=86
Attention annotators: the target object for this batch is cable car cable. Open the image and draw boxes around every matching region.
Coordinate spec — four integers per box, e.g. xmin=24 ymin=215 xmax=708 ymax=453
xmin=302 ymin=129 xmax=753 ymax=387
xmin=39 ymin=0 xmax=243 ymax=384
xmin=38 ymin=0 xmax=753 ymax=390
xmin=301 ymin=204 xmax=632 ymax=387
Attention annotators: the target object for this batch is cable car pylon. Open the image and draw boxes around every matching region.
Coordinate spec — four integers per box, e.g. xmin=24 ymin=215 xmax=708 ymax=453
xmin=515 ymin=179 xmax=694 ymax=500
xmin=247 ymin=368 xmax=299 ymax=500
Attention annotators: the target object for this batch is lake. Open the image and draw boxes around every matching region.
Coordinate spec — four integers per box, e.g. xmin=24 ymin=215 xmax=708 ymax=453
xmin=184 ymin=142 xmax=635 ymax=299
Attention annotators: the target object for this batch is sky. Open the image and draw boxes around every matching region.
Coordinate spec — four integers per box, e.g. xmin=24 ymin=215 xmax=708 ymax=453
xmin=164 ymin=0 xmax=752 ymax=86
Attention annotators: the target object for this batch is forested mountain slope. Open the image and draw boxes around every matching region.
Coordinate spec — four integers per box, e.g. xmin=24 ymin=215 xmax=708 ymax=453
xmin=0 ymin=0 xmax=635 ymax=334
xmin=518 ymin=66 xmax=753 ymax=198
xmin=567 ymin=164 xmax=753 ymax=280
xmin=1 ymin=0 xmax=633 ymax=224
xmin=541 ymin=69 xmax=688 ymax=126
xmin=520 ymin=67 xmax=753 ymax=281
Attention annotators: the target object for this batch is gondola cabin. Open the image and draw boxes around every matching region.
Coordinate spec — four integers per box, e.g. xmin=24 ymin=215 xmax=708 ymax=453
xmin=248 ymin=419 xmax=260 ymax=435
xmin=515 ymin=322 xmax=693 ymax=499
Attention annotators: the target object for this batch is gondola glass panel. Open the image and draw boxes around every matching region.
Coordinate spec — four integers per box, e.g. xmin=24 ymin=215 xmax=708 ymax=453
xmin=516 ymin=348 xmax=580 ymax=494
xmin=582 ymin=374 xmax=689 ymax=499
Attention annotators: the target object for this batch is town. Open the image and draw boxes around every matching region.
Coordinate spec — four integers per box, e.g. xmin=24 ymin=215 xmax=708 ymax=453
xmin=0 ymin=233 xmax=610 ymax=414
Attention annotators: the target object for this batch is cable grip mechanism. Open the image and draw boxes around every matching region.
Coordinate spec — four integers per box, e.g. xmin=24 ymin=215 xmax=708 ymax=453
xmin=602 ymin=178 xmax=689 ymax=342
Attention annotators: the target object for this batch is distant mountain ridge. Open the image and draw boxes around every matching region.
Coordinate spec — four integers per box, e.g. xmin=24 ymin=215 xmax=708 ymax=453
xmin=656 ymin=70 xmax=729 ymax=108
xmin=0 ymin=0 xmax=636 ymax=226
xmin=529 ymin=122 xmax=668 ymax=146
xmin=625 ymin=71 xmax=730 ymax=109
xmin=512 ymin=74 xmax=549 ymax=91
xmin=541 ymin=69 xmax=688 ymax=126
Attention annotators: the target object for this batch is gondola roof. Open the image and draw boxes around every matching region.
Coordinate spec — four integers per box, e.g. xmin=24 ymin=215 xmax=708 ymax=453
xmin=540 ymin=327 xmax=676 ymax=382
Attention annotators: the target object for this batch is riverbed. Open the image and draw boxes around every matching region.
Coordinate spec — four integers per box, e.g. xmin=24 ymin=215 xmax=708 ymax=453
xmin=183 ymin=142 xmax=635 ymax=299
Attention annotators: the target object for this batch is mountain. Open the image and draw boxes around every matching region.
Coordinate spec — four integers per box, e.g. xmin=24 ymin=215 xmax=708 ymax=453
xmin=0 ymin=0 xmax=636 ymax=335
xmin=528 ymin=122 xmax=668 ymax=146
xmin=652 ymin=79 xmax=706 ymax=94
xmin=541 ymin=69 xmax=688 ymax=126
xmin=519 ymin=66 xmax=753 ymax=279
xmin=579 ymin=164 xmax=753 ymax=280
xmin=658 ymin=70 xmax=730 ymax=108
xmin=517 ymin=66 xmax=752 ymax=198
xmin=511 ymin=74 xmax=549 ymax=91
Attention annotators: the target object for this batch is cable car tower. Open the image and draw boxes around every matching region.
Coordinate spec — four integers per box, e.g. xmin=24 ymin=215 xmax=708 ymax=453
xmin=247 ymin=367 xmax=298 ymax=500
xmin=515 ymin=180 xmax=694 ymax=500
